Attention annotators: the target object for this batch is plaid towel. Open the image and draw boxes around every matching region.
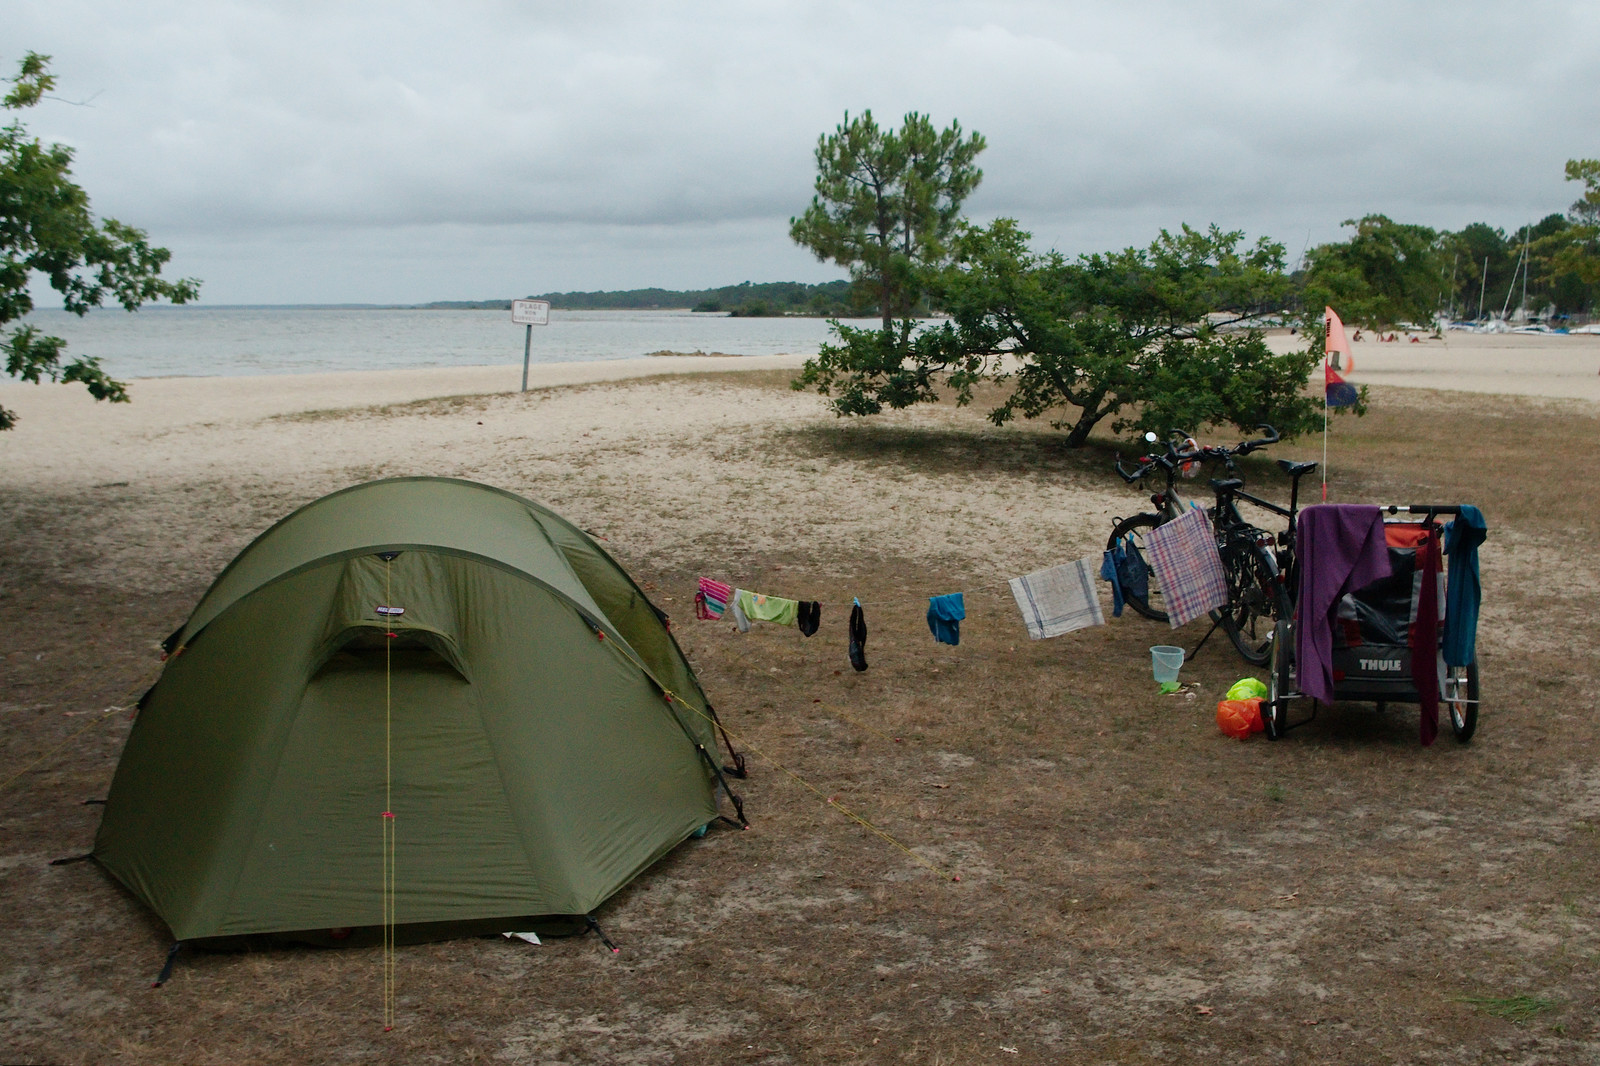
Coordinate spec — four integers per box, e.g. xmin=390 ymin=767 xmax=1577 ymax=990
xmin=695 ymin=577 xmax=733 ymax=620
xmin=1144 ymin=508 xmax=1228 ymax=628
xmin=1011 ymin=557 xmax=1106 ymax=639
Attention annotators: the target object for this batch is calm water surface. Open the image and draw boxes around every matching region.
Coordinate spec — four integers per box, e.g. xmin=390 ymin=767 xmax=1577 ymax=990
xmin=21 ymin=307 xmax=881 ymax=379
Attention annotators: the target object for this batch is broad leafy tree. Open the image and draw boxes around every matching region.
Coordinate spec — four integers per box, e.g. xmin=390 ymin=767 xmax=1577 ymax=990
xmin=1300 ymin=215 xmax=1446 ymax=331
xmin=795 ymin=220 xmax=1322 ymax=447
xmin=789 ymin=110 xmax=984 ymax=331
xmin=1 ymin=52 xmax=199 ymax=430
xmin=1543 ymin=158 xmax=1600 ymax=296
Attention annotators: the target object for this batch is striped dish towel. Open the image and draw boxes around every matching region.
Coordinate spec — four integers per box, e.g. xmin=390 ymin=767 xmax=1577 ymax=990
xmin=695 ymin=577 xmax=734 ymax=620
xmin=1144 ymin=508 xmax=1228 ymax=628
xmin=1010 ymin=557 xmax=1106 ymax=639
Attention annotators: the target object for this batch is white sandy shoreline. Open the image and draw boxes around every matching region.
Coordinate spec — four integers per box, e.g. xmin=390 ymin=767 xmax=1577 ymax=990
xmin=0 ymin=352 xmax=815 ymax=428
xmin=2 ymin=334 xmax=1596 ymax=505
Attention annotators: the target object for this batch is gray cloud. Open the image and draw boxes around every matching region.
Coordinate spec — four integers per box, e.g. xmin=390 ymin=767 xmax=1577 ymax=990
xmin=7 ymin=0 xmax=1595 ymax=301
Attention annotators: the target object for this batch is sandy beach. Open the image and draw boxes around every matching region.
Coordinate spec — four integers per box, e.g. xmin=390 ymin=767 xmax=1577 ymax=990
xmin=4 ymin=334 xmax=1600 ymax=1063
xmin=1265 ymin=328 xmax=1600 ymax=402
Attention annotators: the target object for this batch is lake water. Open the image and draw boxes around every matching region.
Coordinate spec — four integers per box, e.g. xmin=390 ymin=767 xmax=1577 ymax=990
xmin=19 ymin=307 xmax=882 ymax=379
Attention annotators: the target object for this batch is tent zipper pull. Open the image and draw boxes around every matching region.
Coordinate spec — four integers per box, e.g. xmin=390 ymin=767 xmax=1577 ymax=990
xmin=585 ymin=915 xmax=619 ymax=954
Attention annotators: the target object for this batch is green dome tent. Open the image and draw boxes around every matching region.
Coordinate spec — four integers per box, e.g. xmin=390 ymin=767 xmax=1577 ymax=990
xmin=94 ymin=477 xmax=743 ymax=946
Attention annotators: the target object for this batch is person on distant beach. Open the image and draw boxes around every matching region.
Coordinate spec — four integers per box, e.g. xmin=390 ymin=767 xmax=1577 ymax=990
xmin=1352 ymin=329 xmax=1363 ymax=342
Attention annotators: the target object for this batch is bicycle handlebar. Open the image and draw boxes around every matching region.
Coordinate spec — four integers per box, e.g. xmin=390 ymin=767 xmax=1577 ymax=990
xmin=1114 ymin=424 xmax=1278 ymax=484
xmin=1115 ymin=450 xmax=1175 ymax=483
xmin=1231 ymin=424 xmax=1280 ymax=455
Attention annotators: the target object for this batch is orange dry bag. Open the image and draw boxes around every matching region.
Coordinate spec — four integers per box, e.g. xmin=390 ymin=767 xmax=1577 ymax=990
xmin=1216 ymin=698 xmax=1264 ymax=739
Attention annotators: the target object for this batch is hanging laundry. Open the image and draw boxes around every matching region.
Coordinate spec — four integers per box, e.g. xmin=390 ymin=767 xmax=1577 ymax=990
xmin=1144 ymin=509 xmax=1228 ymax=628
xmin=695 ymin=577 xmax=733 ymax=620
xmin=1099 ymin=547 xmax=1125 ymax=618
xmin=730 ymin=590 xmax=752 ymax=633
xmin=1115 ymin=534 xmax=1149 ymax=604
xmin=1012 ymin=557 xmax=1105 ymax=639
xmin=927 ymin=593 xmax=965 ymax=645
xmin=1294 ymin=505 xmax=1391 ymax=705
xmin=734 ymin=589 xmax=800 ymax=627
xmin=1410 ymin=528 xmax=1443 ymax=746
xmin=848 ymin=599 xmax=868 ymax=671
xmin=797 ymin=601 xmax=821 ymax=637
xmin=1442 ymin=505 xmax=1486 ymax=668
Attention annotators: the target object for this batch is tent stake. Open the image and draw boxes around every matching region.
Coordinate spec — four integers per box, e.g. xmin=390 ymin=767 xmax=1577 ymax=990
xmin=152 ymin=941 xmax=182 ymax=987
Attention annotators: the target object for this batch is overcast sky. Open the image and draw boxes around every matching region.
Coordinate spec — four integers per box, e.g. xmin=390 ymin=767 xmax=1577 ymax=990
xmin=8 ymin=1 xmax=1598 ymax=304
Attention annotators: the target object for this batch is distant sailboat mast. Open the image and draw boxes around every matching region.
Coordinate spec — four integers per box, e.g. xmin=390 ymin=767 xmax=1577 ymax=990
xmin=1500 ymin=227 xmax=1529 ymax=323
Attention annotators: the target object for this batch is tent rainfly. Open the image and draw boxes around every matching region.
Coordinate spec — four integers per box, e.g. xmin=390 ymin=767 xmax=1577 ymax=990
xmin=94 ymin=477 xmax=744 ymax=945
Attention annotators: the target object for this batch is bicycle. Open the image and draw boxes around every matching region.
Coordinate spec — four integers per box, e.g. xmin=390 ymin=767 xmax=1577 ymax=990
xmin=1199 ymin=436 xmax=1318 ymax=667
xmin=1106 ymin=433 xmax=1202 ymax=623
xmin=1109 ymin=427 xmax=1317 ymax=667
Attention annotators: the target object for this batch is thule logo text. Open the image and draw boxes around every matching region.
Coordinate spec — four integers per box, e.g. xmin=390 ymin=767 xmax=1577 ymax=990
xmin=1359 ymin=658 xmax=1402 ymax=671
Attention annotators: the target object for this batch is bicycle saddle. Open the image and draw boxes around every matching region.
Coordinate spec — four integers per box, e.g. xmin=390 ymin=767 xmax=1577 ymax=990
xmin=1209 ymin=477 xmax=1244 ymax=492
xmin=1276 ymin=459 xmax=1318 ymax=477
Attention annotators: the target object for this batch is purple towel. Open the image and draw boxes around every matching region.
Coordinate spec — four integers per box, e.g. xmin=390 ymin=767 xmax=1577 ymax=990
xmin=1295 ymin=505 xmax=1392 ymax=704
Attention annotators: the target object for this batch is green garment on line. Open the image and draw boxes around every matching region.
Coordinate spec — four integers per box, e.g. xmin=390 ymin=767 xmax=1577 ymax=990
xmin=736 ymin=589 xmax=799 ymax=626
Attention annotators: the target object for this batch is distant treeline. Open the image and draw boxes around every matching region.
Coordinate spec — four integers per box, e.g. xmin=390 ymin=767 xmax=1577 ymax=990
xmin=417 ymin=280 xmax=865 ymax=316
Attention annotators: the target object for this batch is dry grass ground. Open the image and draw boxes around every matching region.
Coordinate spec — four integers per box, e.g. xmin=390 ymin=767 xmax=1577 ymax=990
xmin=3 ymin=369 xmax=1599 ymax=1064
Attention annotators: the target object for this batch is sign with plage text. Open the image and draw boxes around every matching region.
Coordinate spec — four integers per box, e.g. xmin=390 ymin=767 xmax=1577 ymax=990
xmin=512 ymin=299 xmax=550 ymax=325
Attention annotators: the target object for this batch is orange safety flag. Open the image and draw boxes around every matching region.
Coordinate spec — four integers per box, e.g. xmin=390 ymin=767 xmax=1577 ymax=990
xmin=1324 ymin=305 xmax=1353 ymax=373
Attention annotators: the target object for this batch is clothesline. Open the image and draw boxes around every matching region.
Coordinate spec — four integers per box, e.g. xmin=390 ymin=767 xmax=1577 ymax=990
xmin=775 ymin=576 xmax=1017 ymax=612
xmin=694 ymin=555 xmax=1122 ymax=652
xmin=691 ymin=509 xmax=1240 ymax=650
xmin=696 ymin=568 xmax=1069 ymax=613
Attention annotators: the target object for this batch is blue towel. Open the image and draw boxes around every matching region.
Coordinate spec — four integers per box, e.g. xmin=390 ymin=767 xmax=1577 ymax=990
xmin=1442 ymin=505 xmax=1486 ymax=667
xmin=927 ymin=593 xmax=965 ymax=645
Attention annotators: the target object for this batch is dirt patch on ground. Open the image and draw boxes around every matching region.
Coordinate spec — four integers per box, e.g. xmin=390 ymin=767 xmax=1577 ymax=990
xmin=3 ymin=371 xmax=1598 ymax=1064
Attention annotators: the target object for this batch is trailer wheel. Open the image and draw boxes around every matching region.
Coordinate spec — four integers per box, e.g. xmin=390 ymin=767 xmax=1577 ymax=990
xmin=1265 ymin=618 xmax=1293 ymax=740
xmin=1446 ymin=662 xmax=1479 ymax=742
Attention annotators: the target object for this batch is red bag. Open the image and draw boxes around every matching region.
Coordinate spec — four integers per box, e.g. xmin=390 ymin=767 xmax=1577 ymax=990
xmin=1216 ymin=698 xmax=1264 ymax=739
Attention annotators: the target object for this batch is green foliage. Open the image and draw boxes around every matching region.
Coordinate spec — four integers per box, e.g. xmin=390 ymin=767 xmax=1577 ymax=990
xmin=1 ymin=52 xmax=199 ymax=429
xmin=789 ymin=110 xmax=985 ymax=330
xmin=1301 ymin=215 xmax=1447 ymax=330
xmin=1542 ymin=158 xmax=1600 ymax=296
xmin=1361 ymin=160 xmax=1600 ymax=323
xmin=1443 ymin=222 xmax=1516 ymax=320
xmin=1566 ymin=158 xmax=1600 ymax=224
xmin=795 ymin=219 xmax=1323 ymax=447
xmin=505 ymin=279 xmax=861 ymax=316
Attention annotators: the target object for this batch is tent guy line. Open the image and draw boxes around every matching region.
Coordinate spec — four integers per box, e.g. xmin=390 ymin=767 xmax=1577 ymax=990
xmin=0 ymin=655 xmax=166 ymax=801
xmin=0 ymin=705 xmax=125 ymax=799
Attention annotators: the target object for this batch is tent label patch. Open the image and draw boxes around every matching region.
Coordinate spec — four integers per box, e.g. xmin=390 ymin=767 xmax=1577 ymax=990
xmin=376 ymin=605 xmax=405 ymax=616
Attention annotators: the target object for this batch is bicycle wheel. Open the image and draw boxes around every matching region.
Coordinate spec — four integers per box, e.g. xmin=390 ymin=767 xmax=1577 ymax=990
xmin=1265 ymin=617 xmax=1293 ymax=740
xmin=1107 ymin=513 xmax=1167 ymax=622
xmin=1213 ymin=535 xmax=1283 ymax=666
xmin=1444 ymin=661 xmax=1479 ymax=742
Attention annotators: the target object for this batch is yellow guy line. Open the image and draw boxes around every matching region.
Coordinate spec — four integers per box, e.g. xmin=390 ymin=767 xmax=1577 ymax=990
xmin=0 ymin=658 xmax=164 ymax=799
xmin=0 ymin=705 xmax=126 ymax=796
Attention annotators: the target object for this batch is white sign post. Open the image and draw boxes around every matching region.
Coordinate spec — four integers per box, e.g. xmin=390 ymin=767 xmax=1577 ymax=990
xmin=512 ymin=300 xmax=551 ymax=391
